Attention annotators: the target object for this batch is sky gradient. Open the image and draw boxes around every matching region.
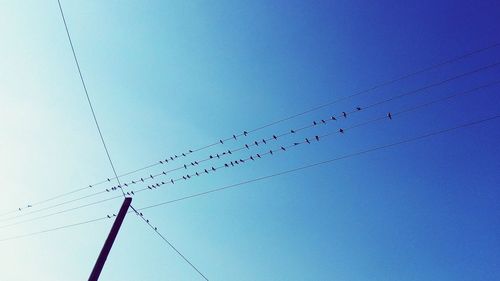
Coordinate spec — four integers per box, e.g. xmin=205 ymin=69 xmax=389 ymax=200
xmin=1 ymin=1 xmax=499 ymax=280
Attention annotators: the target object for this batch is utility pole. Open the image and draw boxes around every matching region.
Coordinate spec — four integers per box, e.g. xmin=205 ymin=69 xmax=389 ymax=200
xmin=88 ymin=197 xmax=132 ymax=281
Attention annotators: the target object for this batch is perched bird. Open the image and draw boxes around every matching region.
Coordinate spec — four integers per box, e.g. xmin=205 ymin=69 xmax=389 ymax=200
xmin=89 ymin=185 xmax=92 ymax=188
xmin=106 ymin=189 xmax=110 ymax=192
xmin=257 ymin=154 xmax=261 ymax=158
xmin=132 ymin=181 xmax=136 ymax=184
xmin=154 ymin=227 xmax=157 ymax=231
xmin=291 ymin=129 xmax=296 ymax=133
xmin=131 ymin=191 xmax=135 ymax=195
xmin=174 ymin=154 xmax=178 ymax=158
xmin=230 ymin=161 xmax=234 ymax=166
xmin=321 ymin=119 xmax=326 ymax=124
xmin=342 ymin=112 xmax=347 ymax=118
xmin=186 ymin=175 xmax=191 ymax=179
xmin=211 ymin=167 xmax=216 ymax=171
xmin=331 ymin=116 xmax=337 ymax=120
xmin=182 ymin=153 xmax=186 ymax=157
xmin=228 ymin=150 xmax=232 ymax=154
xmin=184 ymin=164 xmax=187 ymax=169
xmin=235 ymin=160 xmax=239 ymax=164
xmin=189 ymin=150 xmax=193 ymax=153
xmin=162 ymin=171 xmax=166 ymax=175
xmin=141 ymin=178 xmax=144 ymax=182
xmin=165 ymin=159 xmax=169 ymax=163
xmin=356 ymin=107 xmax=362 ymax=111
xmin=315 ymin=135 xmax=320 ymax=141
xmin=161 ymin=181 xmax=165 ymax=185
xmin=107 ymin=215 xmax=111 ymax=218
xmin=196 ymin=172 xmax=199 ymax=176
xmin=313 ymin=121 xmax=317 ymax=126
xmin=250 ymin=156 xmax=255 ymax=161
xmin=150 ymin=174 xmax=154 ymax=179
xmin=294 ymin=142 xmax=300 ymax=146
xmin=233 ymin=134 xmax=237 ymax=140
xmin=204 ymin=169 xmax=208 ymax=174
xmin=269 ymin=150 xmax=273 ymax=155
xmin=220 ymin=139 xmax=224 ymax=144
xmin=388 ymin=112 xmax=393 ymax=120
xmin=191 ymin=162 xmax=195 ymax=166
xmin=159 ymin=160 xmax=163 ymax=164
xmin=183 ymin=176 xmax=187 ymax=180
xmin=171 ymin=179 xmax=174 ymax=184
xmin=339 ymin=128 xmax=344 ymax=133
xmin=254 ymin=141 xmax=259 ymax=146
xmin=306 ymin=138 xmax=311 ymax=144
xmin=107 ymin=178 xmax=111 ymax=182
xmin=262 ymin=139 xmax=267 ymax=144
xmin=240 ymin=159 xmax=245 ymax=163
xmin=210 ymin=155 xmax=213 ymax=159
xmin=273 ymin=135 xmax=277 ymax=140
xmin=195 ymin=161 xmax=199 ymax=165
xmin=225 ymin=163 xmax=229 ymax=167
xmin=170 ymin=156 xmax=174 ymax=161
xmin=245 ymin=144 xmax=249 ymax=149
xmin=216 ymin=154 xmax=220 ymax=159
xmin=243 ymin=131 xmax=248 ymax=136
xmin=281 ymin=146 xmax=286 ymax=151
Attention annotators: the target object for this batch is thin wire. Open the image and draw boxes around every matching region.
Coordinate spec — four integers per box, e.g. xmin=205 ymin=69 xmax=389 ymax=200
xmin=3 ymin=42 xmax=498 ymax=216
xmin=129 ymin=205 xmax=210 ymax=281
xmin=2 ymin=83 xmax=496 ymax=229
xmin=57 ymin=0 xmax=125 ymax=197
xmin=3 ymin=75 xmax=497 ymax=225
xmin=2 ymin=114 xmax=497 ymax=242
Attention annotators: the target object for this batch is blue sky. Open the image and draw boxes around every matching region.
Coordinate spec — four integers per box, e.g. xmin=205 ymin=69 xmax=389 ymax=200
xmin=0 ymin=1 xmax=499 ymax=280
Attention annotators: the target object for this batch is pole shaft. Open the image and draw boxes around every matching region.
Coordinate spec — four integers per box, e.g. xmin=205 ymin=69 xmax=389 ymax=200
xmin=88 ymin=197 xmax=132 ymax=281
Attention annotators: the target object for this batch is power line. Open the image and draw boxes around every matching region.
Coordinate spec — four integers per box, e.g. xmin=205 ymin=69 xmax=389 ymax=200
xmin=2 ymin=83 xmax=496 ymax=228
xmin=129 ymin=206 xmax=210 ymax=281
xmin=2 ymin=114 xmax=498 ymax=242
xmin=57 ymin=0 xmax=125 ymax=197
xmin=2 ymin=42 xmax=498 ymax=216
xmin=2 ymin=62 xmax=499 ymax=221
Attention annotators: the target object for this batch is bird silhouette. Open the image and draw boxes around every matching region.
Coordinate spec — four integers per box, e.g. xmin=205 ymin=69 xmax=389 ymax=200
xmin=189 ymin=150 xmax=193 ymax=153
xmin=220 ymin=140 xmax=224 ymax=144
xmin=291 ymin=129 xmax=296 ymax=133
xmin=315 ymin=135 xmax=320 ymax=141
xmin=250 ymin=156 xmax=255 ymax=160
xmin=339 ymin=128 xmax=344 ymax=133
xmin=262 ymin=139 xmax=267 ymax=144
xmin=273 ymin=135 xmax=277 ymax=140
xmin=313 ymin=121 xmax=317 ymax=125
xmin=170 ymin=156 xmax=174 ymax=161
xmin=342 ymin=112 xmax=347 ymax=118
xmin=388 ymin=112 xmax=392 ymax=120
xmin=281 ymin=146 xmax=286 ymax=151
xmin=321 ymin=119 xmax=326 ymax=124
xmin=216 ymin=154 xmax=220 ymax=159
xmin=182 ymin=153 xmax=186 ymax=157
xmin=356 ymin=107 xmax=362 ymax=111
xmin=245 ymin=144 xmax=249 ymax=149
xmin=269 ymin=150 xmax=273 ymax=155
xmin=184 ymin=164 xmax=187 ymax=169
xmin=243 ymin=131 xmax=248 ymax=136
xmin=107 ymin=215 xmax=111 ymax=218
xmin=171 ymin=179 xmax=174 ymax=184
xmin=182 ymin=176 xmax=187 ymax=180
xmin=331 ymin=116 xmax=337 ymax=120
xmin=204 ymin=169 xmax=208 ymax=174
xmin=210 ymin=155 xmax=213 ymax=159
xmin=257 ymin=154 xmax=261 ymax=158
xmin=228 ymin=150 xmax=232 ymax=154
xmin=233 ymin=134 xmax=237 ymax=140
xmin=254 ymin=141 xmax=259 ymax=146
xmin=211 ymin=167 xmax=216 ymax=171
xmin=107 ymin=178 xmax=110 ymax=182
xmin=306 ymin=138 xmax=310 ymax=144
xmin=186 ymin=175 xmax=191 ymax=179
xmin=225 ymin=163 xmax=229 ymax=167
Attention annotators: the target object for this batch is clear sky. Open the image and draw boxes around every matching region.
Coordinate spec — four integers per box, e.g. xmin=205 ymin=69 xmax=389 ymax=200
xmin=0 ymin=1 xmax=499 ymax=280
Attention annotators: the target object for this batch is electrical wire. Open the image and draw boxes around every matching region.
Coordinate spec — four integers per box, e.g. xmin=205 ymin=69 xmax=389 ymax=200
xmin=2 ymin=114 xmax=498 ymax=242
xmin=2 ymin=83 xmax=496 ymax=229
xmin=2 ymin=42 xmax=498 ymax=216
